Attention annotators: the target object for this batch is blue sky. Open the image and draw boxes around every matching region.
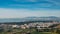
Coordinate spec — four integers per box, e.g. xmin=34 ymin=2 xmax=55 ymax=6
xmin=0 ymin=0 xmax=60 ymax=18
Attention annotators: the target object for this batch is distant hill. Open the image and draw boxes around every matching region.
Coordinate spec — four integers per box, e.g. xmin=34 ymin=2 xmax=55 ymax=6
xmin=0 ymin=16 xmax=60 ymax=23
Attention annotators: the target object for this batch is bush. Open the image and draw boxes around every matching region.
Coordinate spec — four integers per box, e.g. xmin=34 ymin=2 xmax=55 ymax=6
xmin=56 ymin=29 xmax=60 ymax=34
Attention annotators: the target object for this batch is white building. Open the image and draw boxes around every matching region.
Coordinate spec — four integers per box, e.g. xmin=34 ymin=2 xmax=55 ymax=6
xmin=12 ymin=25 xmax=19 ymax=28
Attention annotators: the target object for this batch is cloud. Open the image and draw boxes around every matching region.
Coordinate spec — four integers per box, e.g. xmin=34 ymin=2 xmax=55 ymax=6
xmin=0 ymin=0 xmax=60 ymax=9
xmin=45 ymin=0 xmax=60 ymax=5
xmin=0 ymin=8 xmax=60 ymax=18
xmin=8 ymin=2 xmax=54 ymax=9
xmin=26 ymin=0 xmax=37 ymax=2
xmin=13 ymin=0 xmax=37 ymax=2
xmin=5 ymin=0 xmax=59 ymax=9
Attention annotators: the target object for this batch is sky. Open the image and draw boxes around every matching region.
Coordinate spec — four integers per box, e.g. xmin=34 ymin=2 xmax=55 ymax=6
xmin=0 ymin=0 xmax=60 ymax=18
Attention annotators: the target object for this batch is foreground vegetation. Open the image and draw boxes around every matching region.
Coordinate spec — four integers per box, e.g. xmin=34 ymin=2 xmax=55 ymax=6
xmin=0 ymin=28 xmax=59 ymax=34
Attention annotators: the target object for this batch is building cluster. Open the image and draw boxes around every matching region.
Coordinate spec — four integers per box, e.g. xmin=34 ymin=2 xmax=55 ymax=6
xmin=0 ymin=21 xmax=59 ymax=32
